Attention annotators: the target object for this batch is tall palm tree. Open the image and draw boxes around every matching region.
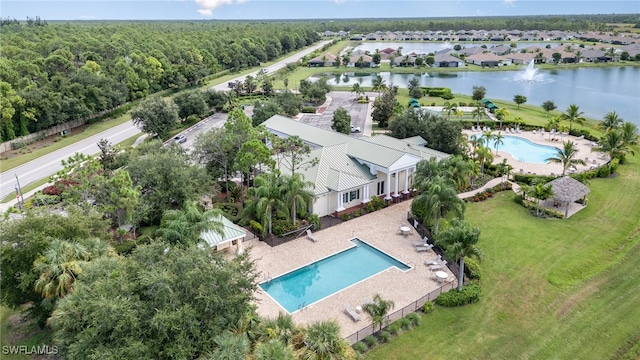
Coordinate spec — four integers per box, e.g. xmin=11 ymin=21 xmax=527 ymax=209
xmin=493 ymin=131 xmax=504 ymax=156
xmin=561 ymin=104 xmax=585 ymax=132
xmin=244 ymin=173 xmax=287 ymax=236
xmin=282 ymin=173 xmax=315 ymax=226
xmin=620 ymin=122 xmax=639 ymax=146
xmin=411 ymin=176 xmax=465 ymax=235
xmin=545 ymin=141 xmax=586 ymax=176
xmin=156 ymin=201 xmax=224 ymax=247
xmin=594 ymin=130 xmax=634 ymax=171
xmin=527 ymin=183 xmax=554 ymax=217
xmin=442 ymin=156 xmax=475 ymax=192
xmin=350 ymin=83 xmax=362 ymax=99
xmin=302 ymin=320 xmax=350 ymax=360
xmin=473 ymin=105 xmax=485 ymax=127
xmin=494 ymin=108 xmax=510 ymax=129
xmin=481 ymin=129 xmax=494 ymax=148
xmin=474 ymin=145 xmax=493 ymax=176
xmin=436 ymin=219 xmax=483 ymax=291
xmin=371 ymin=74 xmax=386 ymax=96
xmin=599 ymin=111 xmax=623 ymax=133
xmin=362 ymin=293 xmax=396 ymax=332
xmin=443 ymin=101 xmax=457 ymax=120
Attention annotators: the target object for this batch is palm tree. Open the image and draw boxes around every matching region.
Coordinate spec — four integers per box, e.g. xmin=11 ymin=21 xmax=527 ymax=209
xmin=594 ymin=130 xmax=634 ymax=171
xmin=411 ymin=176 xmax=465 ymax=235
xmin=561 ymin=104 xmax=586 ymax=132
xmin=443 ymin=101 xmax=457 ymax=120
xmin=474 ymin=145 xmax=493 ymax=176
xmin=244 ymin=173 xmax=287 ymax=236
xmin=545 ymin=141 xmax=586 ymax=176
xmin=473 ymin=105 xmax=485 ymax=127
xmin=620 ymin=122 xmax=639 ymax=146
xmin=282 ymin=173 xmax=314 ymax=226
xmin=528 ymin=183 xmax=554 ymax=217
xmin=599 ymin=111 xmax=623 ymax=133
xmin=156 ymin=201 xmax=224 ymax=247
xmin=436 ymin=218 xmax=483 ymax=291
xmin=209 ymin=332 xmax=250 ymax=360
xmin=362 ymin=293 xmax=395 ymax=332
xmin=253 ymin=339 xmax=295 ymax=360
xmin=493 ymin=131 xmax=504 ymax=156
xmin=33 ymin=238 xmax=114 ymax=300
xmin=350 ymin=83 xmax=362 ymax=100
xmin=371 ymin=74 xmax=386 ymax=96
xmin=442 ymin=155 xmax=475 ymax=192
xmin=302 ymin=320 xmax=350 ymax=360
xmin=494 ymin=108 xmax=510 ymax=129
xmin=481 ymin=129 xmax=494 ymax=148
xmin=454 ymin=108 xmax=464 ymax=121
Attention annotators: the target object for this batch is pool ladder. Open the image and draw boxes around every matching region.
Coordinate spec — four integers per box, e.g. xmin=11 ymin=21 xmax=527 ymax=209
xmin=263 ymin=273 xmax=272 ymax=283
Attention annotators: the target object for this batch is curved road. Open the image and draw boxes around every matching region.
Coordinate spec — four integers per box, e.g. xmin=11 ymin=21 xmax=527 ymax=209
xmin=0 ymin=41 xmax=331 ymax=201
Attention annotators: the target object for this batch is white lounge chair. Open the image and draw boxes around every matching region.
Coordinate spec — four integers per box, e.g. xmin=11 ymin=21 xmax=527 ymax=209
xmin=415 ymin=244 xmax=434 ymax=252
xmin=306 ymin=229 xmax=318 ymax=242
xmin=344 ymin=303 xmax=361 ymax=322
xmin=424 ymin=255 xmax=442 ymax=266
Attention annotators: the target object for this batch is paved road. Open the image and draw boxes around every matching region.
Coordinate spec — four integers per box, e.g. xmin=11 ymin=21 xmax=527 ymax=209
xmin=0 ymin=41 xmax=331 ymax=201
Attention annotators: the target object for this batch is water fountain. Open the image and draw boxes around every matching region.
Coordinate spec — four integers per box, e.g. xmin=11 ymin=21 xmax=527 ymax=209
xmin=515 ymin=59 xmax=544 ymax=82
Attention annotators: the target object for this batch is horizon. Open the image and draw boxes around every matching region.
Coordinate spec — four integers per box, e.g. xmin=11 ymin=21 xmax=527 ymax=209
xmin=2 ymin=1 xmax=639 ymax=21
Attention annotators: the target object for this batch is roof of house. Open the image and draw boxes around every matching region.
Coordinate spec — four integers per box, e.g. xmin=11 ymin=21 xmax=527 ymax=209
xmin=309 ymin=53 xmax=337 ymax=63
xmin=199 ymin=215 xmax=247 ymax=248
xmin=263 ymin=116 xmax=450 ymax=191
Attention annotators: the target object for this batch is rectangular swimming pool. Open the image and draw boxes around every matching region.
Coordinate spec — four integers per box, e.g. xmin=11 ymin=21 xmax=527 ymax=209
xmin=259 ymin=238 xmax=410 ymax=313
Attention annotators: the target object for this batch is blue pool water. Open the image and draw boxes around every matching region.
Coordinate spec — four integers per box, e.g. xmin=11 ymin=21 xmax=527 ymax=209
xmin=260 ymin=239 xmax=410 ymax=313
xmin=473 ymin=135 xmax=560 ymax=164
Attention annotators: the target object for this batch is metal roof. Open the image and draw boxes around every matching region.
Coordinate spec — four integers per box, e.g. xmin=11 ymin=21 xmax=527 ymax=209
xmin=199 ymin=215 xmax=246 ymax=249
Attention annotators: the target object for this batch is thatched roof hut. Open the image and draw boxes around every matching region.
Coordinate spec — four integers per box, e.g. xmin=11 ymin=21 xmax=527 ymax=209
xmin=547 ymin=176 xmax=590 ymax=218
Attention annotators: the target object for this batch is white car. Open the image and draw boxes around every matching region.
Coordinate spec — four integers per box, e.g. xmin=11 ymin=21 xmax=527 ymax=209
xmin=350 ymin=125 xmax=361 ymax=133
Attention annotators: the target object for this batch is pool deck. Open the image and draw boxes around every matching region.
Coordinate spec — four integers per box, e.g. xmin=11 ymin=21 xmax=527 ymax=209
xmin=245 ymin=200 xmax=453 ymax=338
xmin=463 ymin=129 xmax=608 ymax=176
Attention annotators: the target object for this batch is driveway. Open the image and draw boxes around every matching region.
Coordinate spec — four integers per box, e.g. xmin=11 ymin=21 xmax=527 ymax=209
xmin=299 ymin=91 xmax=376 ymax=137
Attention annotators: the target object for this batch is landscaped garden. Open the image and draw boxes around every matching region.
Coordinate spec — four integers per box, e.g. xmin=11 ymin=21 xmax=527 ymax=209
xmin=364 ymin=149 xmax=640 ymax=359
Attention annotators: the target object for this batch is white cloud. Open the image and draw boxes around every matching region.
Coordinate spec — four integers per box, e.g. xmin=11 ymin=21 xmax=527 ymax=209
xmin=502 ymin=0 xmax=516 ymax=7
xmin=195 ymin=0 xmax=246 ymax=17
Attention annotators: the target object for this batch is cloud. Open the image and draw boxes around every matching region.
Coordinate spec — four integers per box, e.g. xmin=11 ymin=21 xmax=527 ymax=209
xmin=194 ymin=0 xmax=246 ymax=17
xmin=502 ymin=0 xmax=516 ymax=7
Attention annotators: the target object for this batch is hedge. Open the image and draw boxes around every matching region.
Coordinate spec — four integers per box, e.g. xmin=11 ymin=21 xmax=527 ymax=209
xmin=435 ymin=283 xmax=481 ymax=307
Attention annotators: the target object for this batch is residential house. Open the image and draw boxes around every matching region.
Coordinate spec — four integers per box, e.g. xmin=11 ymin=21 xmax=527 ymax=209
xmin=466 ymin=53 xmax=511 ymax=67
xmin=433 ymin=53 xmax=465 ymax=67
xmin=348 ymin=54 xmax=374 ymax=68
xmin=263 ymin=115 xmax=450 ymax=217
xmin=504 ymin=52 xmax=535 ymax=65
xmin=309 ymin=53 xmax=338 ymax=67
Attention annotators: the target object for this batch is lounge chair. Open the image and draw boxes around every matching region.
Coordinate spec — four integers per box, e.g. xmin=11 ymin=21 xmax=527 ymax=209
xmin=344 ymin=303 xmax=361 ymax=322
xmin=363 ymin=298 xmax=373 ymax=306
xmin=532 ymin=130 xmax=537 ymax=134
xmin=424 ymin=255 xmax=442 ymax=266
xmin=306 ymin=229 xmax=318 ymax=243
xmin=414 ymin=244 xmax=433 ymax=252
xmin=516 ymin=128 xmax=522 ymax=134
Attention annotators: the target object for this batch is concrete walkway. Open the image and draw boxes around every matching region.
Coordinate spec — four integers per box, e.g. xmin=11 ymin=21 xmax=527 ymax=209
xmin=457 ymin=177 xmax=509 ymax=199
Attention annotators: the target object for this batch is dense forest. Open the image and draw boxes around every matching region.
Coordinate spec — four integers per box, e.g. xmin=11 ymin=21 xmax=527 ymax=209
xmin=0 ymin=21 xmax=321 ymax=141
xmin=1 ymin=14 xmax=638 ymax=142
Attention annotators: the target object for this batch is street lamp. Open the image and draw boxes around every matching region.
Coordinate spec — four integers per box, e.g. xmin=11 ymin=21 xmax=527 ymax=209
xmin=15 ymin=174 xmax=25 ymax=208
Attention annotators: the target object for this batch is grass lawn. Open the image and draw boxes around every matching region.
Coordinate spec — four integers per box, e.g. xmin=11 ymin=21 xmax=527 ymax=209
xmin=365 ymin=150 xmax=640 ymax=359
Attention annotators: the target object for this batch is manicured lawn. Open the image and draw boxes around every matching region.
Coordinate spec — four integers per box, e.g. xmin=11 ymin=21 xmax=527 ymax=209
xmin=365 ymin=150 xmax=640 ymax=359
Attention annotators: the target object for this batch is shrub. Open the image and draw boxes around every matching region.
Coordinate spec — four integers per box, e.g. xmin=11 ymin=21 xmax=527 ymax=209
xmin=387 ymin=321 xmax=401 ymax=335
xmin=249 ymin=220 xmax=263 ymax=234
xmin=34 ymin=194 xmax=61 ymax=205
xmin=365 ymin=201 xmax=375 ymax=213
xmin=10 ymin=140 xmax=26 ymax=150
xmin=114 ymin=240 xmax=137 ymax=255
xmin=272 ymin=219 xmax=297 ymax=236
xmin=397 ymin=316 xmax=412 ymax=330
xmin=422 ymin=301 xmax=435 ymax=314
xmin=341 ymin=213 xmax=351 ymax=221
xmin=435 ymin=283 xmax=481 ymax=307
xmin=369 ymin=196 xmax=385 ymax=210
xmin=597 ymin=166 xmax=611 ymax=178
xmin=352 ymin=342 xmax=367 ymax=354
xmin=136 ymin=235 xmax=152 ymax=245
xmin=379 ymin=331 xmax=391 ymax=343
xmin=363 ymin=335 xmax=377 ymax=348
xmin=301 ymin=106 xmax=317 ymax=113
xmin=405 ymin=312 xmax=421 ymax=327
xmin=229 ymin=186 xmax=242 ymax=203
xmin=218 ymin=181 xmax=237 ymax=192
xmin=214 ymin=202 xmax=242 ymax=222
xmin=42 ymin=185 xmax=62 ymax=196
xmin=352 ymin=209 xmax=361 ymax=217
xmin=308 ymin=214 xmax=320 ymax=230
xmin=464 ymin=257 xmax=482 ymax=280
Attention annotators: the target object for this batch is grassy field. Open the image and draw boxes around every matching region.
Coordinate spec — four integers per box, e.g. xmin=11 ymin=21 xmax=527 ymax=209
xmin=365 ymin=149 xmax=640 ymax=359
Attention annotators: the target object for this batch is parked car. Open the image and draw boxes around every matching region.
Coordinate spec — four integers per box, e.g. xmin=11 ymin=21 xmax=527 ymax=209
xmin=350 ymin=125 xmax=361 ymax=133
xmin=174 ymin=134 xmax=187 ymax=144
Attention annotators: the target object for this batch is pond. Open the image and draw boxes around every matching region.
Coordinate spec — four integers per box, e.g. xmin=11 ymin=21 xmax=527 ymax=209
xmin=312 ymin=66 xmax=640 ymax=126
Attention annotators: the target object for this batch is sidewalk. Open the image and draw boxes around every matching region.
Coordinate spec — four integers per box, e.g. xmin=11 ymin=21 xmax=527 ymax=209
xmin=457 ymin=177 xmax=509 ymax=199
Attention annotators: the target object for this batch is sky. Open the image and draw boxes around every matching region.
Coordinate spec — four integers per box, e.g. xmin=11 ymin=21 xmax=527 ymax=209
xmin=1 ymin=0 xmax=638 ymax=21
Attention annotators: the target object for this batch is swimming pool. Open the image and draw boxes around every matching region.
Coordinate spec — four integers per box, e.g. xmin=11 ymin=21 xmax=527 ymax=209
xmin=259 ymin=238 xmax=410 ymax=313
xmin=473 ymin=135 xmax=560 ymax=164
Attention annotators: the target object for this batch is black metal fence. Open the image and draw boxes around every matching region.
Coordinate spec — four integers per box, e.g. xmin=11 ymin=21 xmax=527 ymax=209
xmin=345 ymin=281 xmax=455 ymax=345
xmin=406 ymin=212 xmax=461 ymax=278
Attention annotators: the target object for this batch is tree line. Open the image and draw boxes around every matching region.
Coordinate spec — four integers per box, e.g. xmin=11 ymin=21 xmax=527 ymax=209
xmin=0 ymin=20 xmax=321 ymax=141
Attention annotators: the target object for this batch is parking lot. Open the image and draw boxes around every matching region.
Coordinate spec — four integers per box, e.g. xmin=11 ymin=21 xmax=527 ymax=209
xmin=298 ymin=91 xmax=376 ymax=136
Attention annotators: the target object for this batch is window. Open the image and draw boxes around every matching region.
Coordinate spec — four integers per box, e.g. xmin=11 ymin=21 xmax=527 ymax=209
xmin=343 ymin=190 xmax=360 ymax=203
xmin=377 ymin=181 xmax=385 ymax=195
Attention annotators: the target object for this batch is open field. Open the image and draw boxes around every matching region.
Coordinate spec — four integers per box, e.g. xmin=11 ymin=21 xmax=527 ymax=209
xmin=365 ymin=148 xmax=640 ymax=359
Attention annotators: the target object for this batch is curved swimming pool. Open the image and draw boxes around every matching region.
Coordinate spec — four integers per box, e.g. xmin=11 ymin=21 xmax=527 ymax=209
xmin=473 ymin=135 xmax=560 ymax=164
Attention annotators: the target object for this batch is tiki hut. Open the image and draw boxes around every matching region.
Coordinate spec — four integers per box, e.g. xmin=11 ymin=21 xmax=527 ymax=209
xmin=547 ymin=176 xmax=590 ymax=218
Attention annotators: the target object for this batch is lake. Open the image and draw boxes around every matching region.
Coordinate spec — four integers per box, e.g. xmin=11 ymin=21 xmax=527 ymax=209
xmin=313 ymin=66 xmax=640 ymax=126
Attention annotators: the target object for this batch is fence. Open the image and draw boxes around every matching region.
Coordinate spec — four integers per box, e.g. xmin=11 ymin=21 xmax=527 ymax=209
xmin=345 ymin=281 xmax=455 ymax=345
xmin=406 ymin=212 xmax=461 ymax=278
